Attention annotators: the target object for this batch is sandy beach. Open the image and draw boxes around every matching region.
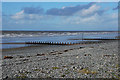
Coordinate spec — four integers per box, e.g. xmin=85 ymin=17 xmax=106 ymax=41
xmin=1 ymin=40 xmax=119 ymax=79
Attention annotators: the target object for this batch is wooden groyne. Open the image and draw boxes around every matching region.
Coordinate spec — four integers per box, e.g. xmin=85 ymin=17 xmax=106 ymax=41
xmin=1 ymin=42 xmax=25 ymax=44
xmin=1 ymin=42 xmax=77 ymax=45
xmin=25 ymin=41 xmax=76 ymax=45
xmin=1 ymin=38 xmax=119 ymax=45
xmin=25 ymin=41 xmax=115 ymax=45
xmin=69 ymin=38 xmax=120 ymax=40
xmin=83 ymin=38 xmax=120 ymax=40
xmin=25 ymin=38 xmax=120 ymax=45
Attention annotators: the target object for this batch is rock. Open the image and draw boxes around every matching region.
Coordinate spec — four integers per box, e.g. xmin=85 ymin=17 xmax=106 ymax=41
xmin=36 ymin=54 xmax=45 ymax=56
xmin=69 ymin=49 xmax=73 ymax=50
xmin=103 ymin=55 xmax=114 ymax=57
xmin=64 ymin=50 xmax=68 ymax=52
xmin=51 ymin=53 xmax=56 ymax=55
xmin=4 ymin=76 xmax=8 ymax=79
xmin=61 ymin=74 xmax=65 ymax=77
xmin=27 ymin=56 xmax=31 ymax=57
xmin=76 ymin=56 xmax=79 ymax=58
xmin=71 ymin=66 xmax=77 ymax=69
xmin=22 ymin=59 xmax=29 ymax=61
xmin=4 ymin=56 xmax=13 ymax=59
xmin=58 ymin=52 xmax=63 ymax=54
xmin=79 ymin=47 xmax=84 ymax=49
xmin=79 ymin=66 xmax=84 ymax=70
xmin=19 ymin=56 xmax=24 ymax=58
xmin=50 ymin=52 xmax=54 ymax=53
xmin=70 ymin=63 xmax=77 ymax=65
xmin=84 ymin=54 xmax=91 ymax=56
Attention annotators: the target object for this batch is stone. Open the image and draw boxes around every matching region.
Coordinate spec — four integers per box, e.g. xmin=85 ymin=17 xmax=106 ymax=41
xmin=4 ymin=56 xmax=13 ymax=59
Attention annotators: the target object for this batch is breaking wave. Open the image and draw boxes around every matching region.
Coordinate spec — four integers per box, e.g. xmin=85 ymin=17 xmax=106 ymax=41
xmin=2 ymin=31 xmax=114 ymax=38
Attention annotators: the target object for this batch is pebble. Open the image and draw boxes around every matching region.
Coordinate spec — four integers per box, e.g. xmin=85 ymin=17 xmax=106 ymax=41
xmin=2 ymin=41 xmax=119 ymax=78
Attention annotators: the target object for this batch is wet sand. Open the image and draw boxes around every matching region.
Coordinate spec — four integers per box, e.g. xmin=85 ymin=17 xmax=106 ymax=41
xmin=1 ymin=40 xmax=119 ymax=79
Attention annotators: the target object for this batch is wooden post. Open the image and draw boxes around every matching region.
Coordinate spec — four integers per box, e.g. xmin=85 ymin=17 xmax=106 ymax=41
xmin=82 ymin=33 xmax=84 ymax=41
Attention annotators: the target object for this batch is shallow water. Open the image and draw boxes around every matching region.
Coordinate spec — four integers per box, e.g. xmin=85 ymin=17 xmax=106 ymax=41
xmin=1 ymin=31 xmax=118 ymax=49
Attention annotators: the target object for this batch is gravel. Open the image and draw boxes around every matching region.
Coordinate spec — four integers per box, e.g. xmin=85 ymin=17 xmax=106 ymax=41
xmin=1 ymin=41 xmax=119 ymax=79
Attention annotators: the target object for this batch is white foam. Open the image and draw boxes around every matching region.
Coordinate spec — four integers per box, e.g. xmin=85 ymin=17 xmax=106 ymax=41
xmin=2 ymin=32 xmax=118 ymax=38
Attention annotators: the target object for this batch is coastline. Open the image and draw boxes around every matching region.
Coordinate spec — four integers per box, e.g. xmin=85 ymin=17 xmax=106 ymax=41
xmin=1 ymin=40 xmax=119 ymax=79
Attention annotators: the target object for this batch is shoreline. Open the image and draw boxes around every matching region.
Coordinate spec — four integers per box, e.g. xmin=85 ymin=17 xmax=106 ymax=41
xmin=2 ymin=40 xmax=116 ymax=51
xmin=1 ymin=40 xmax=119 ymax=79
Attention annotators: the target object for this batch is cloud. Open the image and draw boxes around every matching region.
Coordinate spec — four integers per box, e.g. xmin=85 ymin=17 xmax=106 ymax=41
xmin=21 ymin=7 xmax=44 ymax=14
xmin=11 ymin=10 xmax=24 ymax=19
xmin=113 ymin=5 xmax=120 ymax=10
xmin=3 ymin=2 xmax=118 ymax=31
xmin=11 ymin=8 xmax=44 ymax=20
xmin=46 ymin=2 xmax=96 ymax=16
xmin=11 ymin=13 xmax=44 ymax=20
xmin=11 ymin=2 xmax=105 ymax=21
xmin=72 ymin=4 xmax=106 ymax=18
xmin=11 ymin=6 xmax=45 ymax=20
xmin=65 ymin=14 xmax=99 ymax=25
xmin=64 ymin=11 xmax=117 ymax=26
xmin=96 ymin=10 xmax=106 ymax=15
xmin=10 ymin=2 xmax=116 ymax=28
xmin=81 ymin=4 xmax=100 ymax=16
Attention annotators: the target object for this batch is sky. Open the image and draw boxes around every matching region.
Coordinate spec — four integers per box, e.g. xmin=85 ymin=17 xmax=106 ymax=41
xmin=2 ymin=2 xmax=119 ymax=31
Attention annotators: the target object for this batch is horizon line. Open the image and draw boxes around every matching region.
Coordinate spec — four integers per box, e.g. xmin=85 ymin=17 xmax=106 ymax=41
xmin=1 ymin=30 xmax=119 ymax=32
xmin=2 ymin=0 xmax=119 ymax=2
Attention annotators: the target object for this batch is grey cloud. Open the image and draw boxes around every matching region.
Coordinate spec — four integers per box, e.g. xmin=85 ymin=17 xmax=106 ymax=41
xmin=46 ymin=2 xmax=96 ymax=16
xmin=96 ymin=10 xmax=105 ymax=15
xmin=22 ymin=7 xmax=44 ymax=14
xmin=113 ymin=5 xmax=120 ymax=10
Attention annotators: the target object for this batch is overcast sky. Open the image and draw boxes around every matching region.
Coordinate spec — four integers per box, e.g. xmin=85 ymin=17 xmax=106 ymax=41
xmin=2 ymin=2 xmax=118 ymax=31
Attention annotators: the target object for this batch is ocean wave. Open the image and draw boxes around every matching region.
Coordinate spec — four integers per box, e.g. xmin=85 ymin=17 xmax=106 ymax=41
xmin=2 ymin=32 xmax=82 ymax=38
xmin=1 ymin=32 xmax=117 ymax=38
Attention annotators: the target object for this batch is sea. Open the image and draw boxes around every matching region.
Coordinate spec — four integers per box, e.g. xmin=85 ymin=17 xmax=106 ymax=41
xmin=1 ymin=31 xmax=118 ymax=49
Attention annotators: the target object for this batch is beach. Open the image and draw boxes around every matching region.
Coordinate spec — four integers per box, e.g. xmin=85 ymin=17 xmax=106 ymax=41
xmin=2 ymin=1 xmax=119 ymax=79
xmin=1 ymin=40 xmax=119 ymax=79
